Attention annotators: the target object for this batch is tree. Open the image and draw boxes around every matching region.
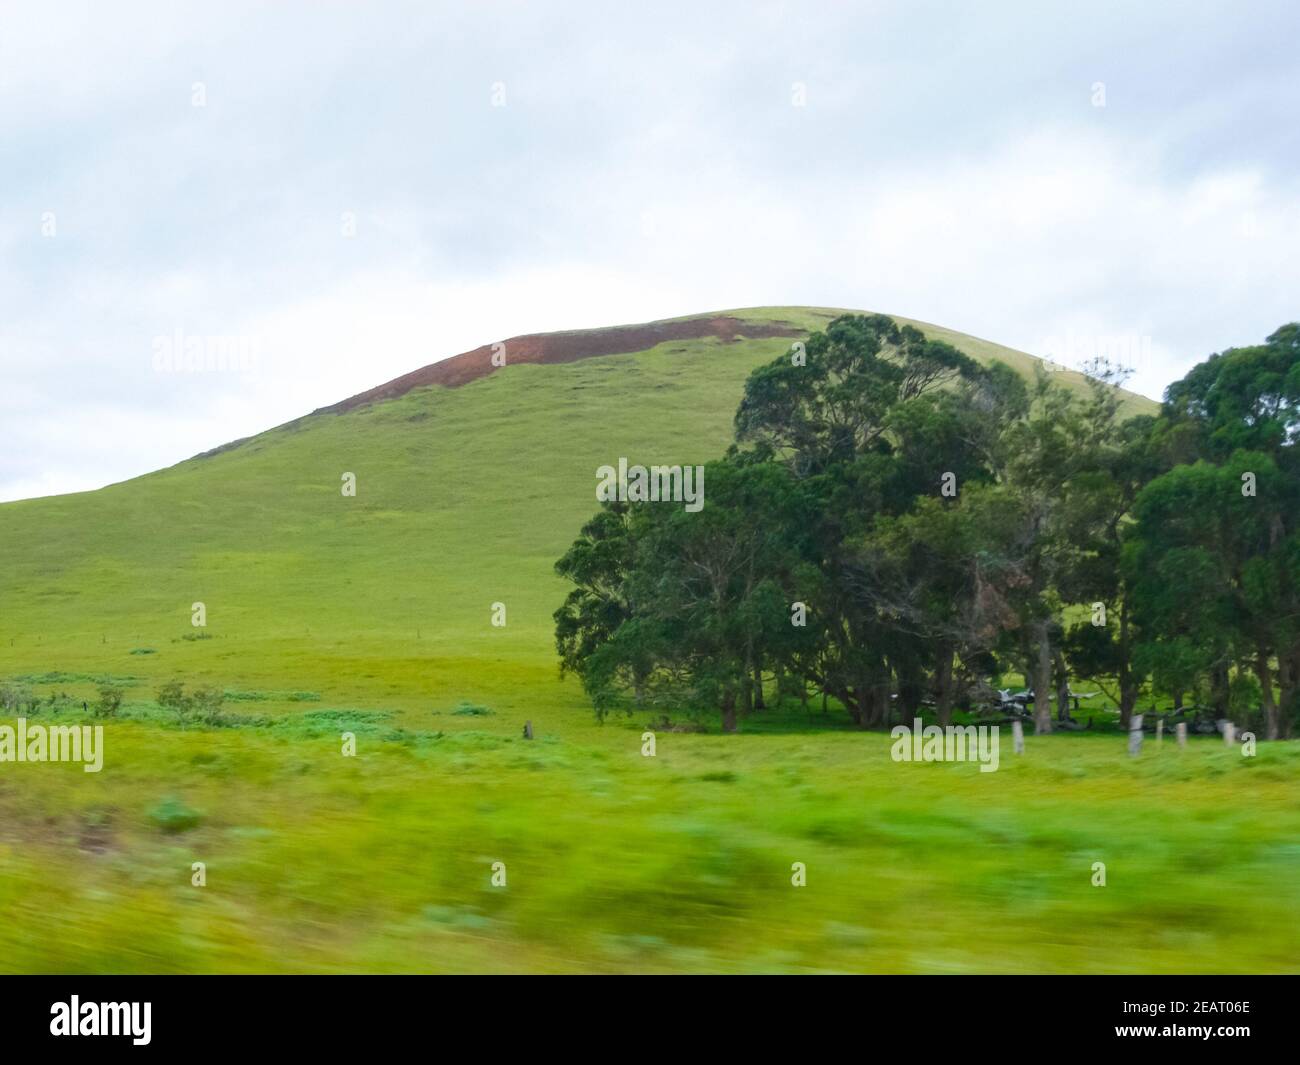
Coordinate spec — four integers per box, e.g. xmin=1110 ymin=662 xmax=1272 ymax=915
xmin=553 ymin=501 xmax=639 ymax=688
xmin=863 ymin=484 xmax=1028 ymax=724
xmin=1052 ymin=367 xmax=1165 ymax=727
xmin=1131 ymin=322 xmax=1300 ymax=738
xmin=577 ymin=459 xmax=809 ymax=730
xmin=997 ymin=370 xmax=1108 ymax=732
xmin=734 ymin=314 xmax=982 ymax=474
xmin=733 ymin=314 xmax=989 ymax=727
xmin=1129 ymin=453 xmax=1290 ymax=735
xmin=552 ymin=311 xmax=1233 ymax=737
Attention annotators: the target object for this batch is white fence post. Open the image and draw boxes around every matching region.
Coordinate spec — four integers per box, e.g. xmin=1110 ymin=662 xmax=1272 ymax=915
xmin=1128 ymin=714 xmax=1144 ymax=757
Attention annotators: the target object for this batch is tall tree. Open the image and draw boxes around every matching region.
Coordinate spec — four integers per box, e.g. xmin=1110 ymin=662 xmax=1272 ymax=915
xmin=1132 ymin=323 xmax=1300 ymax=737
xmin=733 ymin=314 xmax=987 ymax=726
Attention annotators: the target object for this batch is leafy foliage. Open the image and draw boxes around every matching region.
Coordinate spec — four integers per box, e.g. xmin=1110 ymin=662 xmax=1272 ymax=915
xmin=556 ymin=314 xmax=1300 ymax=739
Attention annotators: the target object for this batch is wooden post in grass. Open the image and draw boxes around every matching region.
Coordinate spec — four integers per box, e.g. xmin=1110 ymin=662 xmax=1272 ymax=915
xmin=1128 ymin=714 xmax=1144 ymax=757
xmin=523 ymin=721 xmax=533 ymax=740
xmin=1012 ymin=719 xmax=1024 ymax=755
xmin=1156 ymin=719 xmax=1164 ymax=745
xmin=1176 ymin=722 xmax=1187 ymax=748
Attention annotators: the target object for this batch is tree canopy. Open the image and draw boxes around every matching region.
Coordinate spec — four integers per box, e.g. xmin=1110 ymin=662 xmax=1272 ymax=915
xmin=555 ymin=315 xmax=1300 ymax=739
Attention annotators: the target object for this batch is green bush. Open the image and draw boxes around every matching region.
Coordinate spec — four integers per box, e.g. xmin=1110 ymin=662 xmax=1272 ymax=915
xmin=451 ymin=701 xmax=493 ymax=716
xmin=0 ymin=680 xmax=35 ymax=713
xmin=157 ymin=680 xmax=226 ymax=724
xmin=147 ymin=797 xmax=201 ymax=834
xmin=190 ymin=685 xmax=226 ymax=724
xmin=157 ymin=679 xmax=188 ymax=714
xmin=94 ymin=684 xmax=124 ymax=718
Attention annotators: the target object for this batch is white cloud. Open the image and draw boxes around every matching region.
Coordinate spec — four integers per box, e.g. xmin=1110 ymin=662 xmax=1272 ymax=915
xmin=2 ymin=0 xmax=1298 ymax=501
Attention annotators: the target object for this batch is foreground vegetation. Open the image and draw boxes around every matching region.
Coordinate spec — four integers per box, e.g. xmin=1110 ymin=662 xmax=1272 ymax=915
xmin=2 ymin=687 xmax=1298 ymax=973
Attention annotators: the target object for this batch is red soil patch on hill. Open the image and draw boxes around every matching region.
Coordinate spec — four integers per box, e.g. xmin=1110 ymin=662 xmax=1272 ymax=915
xmin=314 ymin=314 xmax=804 ymax=415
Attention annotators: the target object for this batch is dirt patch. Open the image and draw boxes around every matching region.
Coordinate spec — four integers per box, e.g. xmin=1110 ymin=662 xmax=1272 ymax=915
xmin=314 ymin=314 xmax=804 ymax=415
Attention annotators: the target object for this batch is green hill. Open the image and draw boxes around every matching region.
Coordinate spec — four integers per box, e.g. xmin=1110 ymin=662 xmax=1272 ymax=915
xmin=4 ymin=307 xmax=1296 ymax=975
xmin=0 ymin=305 xmax=1153 ymax=705
xmin=2 ymin=307 xmax=813 ymax=706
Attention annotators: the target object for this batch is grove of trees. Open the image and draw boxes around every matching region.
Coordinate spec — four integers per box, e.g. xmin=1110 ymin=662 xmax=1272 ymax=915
xmin=555 ymin=315 xmax=1300 ymax=739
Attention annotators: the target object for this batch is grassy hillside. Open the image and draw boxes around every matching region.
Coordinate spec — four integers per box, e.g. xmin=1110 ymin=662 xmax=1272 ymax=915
xmin=0 ymin=306 xmax=1151 ymax=711
xmin=4 ymin=307 xmax=1294 ymax=974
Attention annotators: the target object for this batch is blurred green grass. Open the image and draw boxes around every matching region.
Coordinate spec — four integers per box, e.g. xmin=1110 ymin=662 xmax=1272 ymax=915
xmin=2 ymin=703 xmax=1295 ymax=973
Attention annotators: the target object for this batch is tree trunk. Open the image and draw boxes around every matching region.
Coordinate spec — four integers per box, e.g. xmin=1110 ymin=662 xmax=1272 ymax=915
xmin=1117 ymin=595 xmax=1136 ymax=730
xmin=1256 ymin=650 xmax=1279 ymax=741
xmin=935 ymin=645 xmax=955 ymax=727
xmin=856 ymin=687 xmax=873 ymax=729
xmin=1279 ymin=649 xmax=1298 ymax=739
xmin=897 ymin=659 xmax=922 ymax=717
xmin=1032 ymin=622 xmax=1053 ymax=734
xmin=1119 ymin=682 xmax=1137 ymax=732
xmin=1211 ymin=663 xmax=1230 ymax=718
xmin=720 ymin=690 xmax=738 ymax=734
xmin=868 ymin=675 xmax=893 ymax=729
xmin=739 ymin=646 xmax=754 ymax=715
xmin=1053 ymin=647 xmax=1071 ymax=723
xmin=752 ymin=663 xmax=766 ymax=710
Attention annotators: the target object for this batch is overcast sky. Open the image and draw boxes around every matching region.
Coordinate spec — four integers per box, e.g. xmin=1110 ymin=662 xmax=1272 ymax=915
xmin=2 ymin=0 xmax=1298 ymax=502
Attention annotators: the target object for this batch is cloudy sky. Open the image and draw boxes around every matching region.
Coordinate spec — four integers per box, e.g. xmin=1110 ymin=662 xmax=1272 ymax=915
xmin=2 ymin=0 xmax=1298 ymax=502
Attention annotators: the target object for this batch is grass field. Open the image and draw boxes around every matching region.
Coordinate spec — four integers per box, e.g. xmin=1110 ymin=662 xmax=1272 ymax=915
xmin=5 ymin=307 xmax=1294 ymax=974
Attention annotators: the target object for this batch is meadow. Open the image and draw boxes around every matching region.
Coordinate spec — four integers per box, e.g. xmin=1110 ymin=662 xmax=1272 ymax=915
xmin=2 ymin=307 xmax=1295 ymax=973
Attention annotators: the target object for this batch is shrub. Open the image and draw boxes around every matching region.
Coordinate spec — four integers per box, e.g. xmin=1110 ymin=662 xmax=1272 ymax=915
xmin=190 ymin=685 xmax=226 ymax=724
xmin=451 ymin=701 xmax=494 ymax=716
xmin=148 ymin=797 xmax=201 ymax=833
xmin=157 ymin=679 xmax=189 ymax=715
xmin=0 ymin=680 xmax=34 ymax=712
xmin=94 ymin=684 xmax=124 ymax=718
xmin=157 ymin=680 xmax=227 ymax=724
